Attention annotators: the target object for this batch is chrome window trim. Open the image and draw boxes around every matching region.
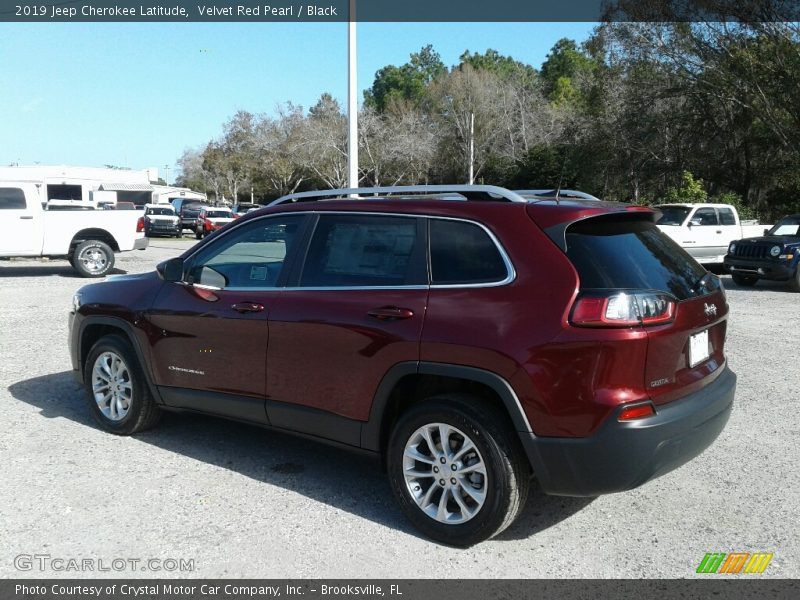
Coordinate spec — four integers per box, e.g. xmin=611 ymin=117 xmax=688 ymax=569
xmin=426 ymin=215 xmax=516 ymax=289
xmin=183 ymin=210 xmax=516 ymax=291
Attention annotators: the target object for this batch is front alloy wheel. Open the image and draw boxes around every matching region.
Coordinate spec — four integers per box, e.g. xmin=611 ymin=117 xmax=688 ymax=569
xmin=84 ymin=335 xmax=161 ymax=434
xmin=91 ymin=351 xmax=133 ymax=421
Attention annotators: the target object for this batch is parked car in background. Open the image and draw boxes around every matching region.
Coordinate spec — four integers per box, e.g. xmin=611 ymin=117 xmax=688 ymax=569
xmin=170 ymin=198 xmax=209 ymax=232
xmin=143 ymin=204 xmax=181 ymax=238
xmin=723 ymin=214 xmax=800 ymax=290
xmin=655 ymin=203 xmax=770 ymax=265
xmin=1 ymin=182 xmax=147 ymax=277
xmin=232 ymin=202 xmax=261 ymax=217
xmin=68 ymin=185 xmax=734 ymax=545
xmin=194 ymin=207 xmax=235 ymax=239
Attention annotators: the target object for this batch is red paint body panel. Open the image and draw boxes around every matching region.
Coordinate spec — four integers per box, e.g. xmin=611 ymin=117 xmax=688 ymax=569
xmin=147 ymin=282 xmax=272 ymax=398
xmin=266 ymin=289 xmax=428 ymax=421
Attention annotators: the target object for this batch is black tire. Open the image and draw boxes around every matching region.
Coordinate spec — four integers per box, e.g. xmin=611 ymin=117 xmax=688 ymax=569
xmin=72 ymin=240 xmax=115 ymax=278
xmin=387 ymin=395 xmax=529 ymax=547
xmin=731 ymin=273 xmax=758 ymax=287
xmin=83 ymin=335 xmax=161 ymax=435
xmin=195 ymin=230 xmax=202 ymax=240
xmin=789 ymin=268 xmax=800 ymax=293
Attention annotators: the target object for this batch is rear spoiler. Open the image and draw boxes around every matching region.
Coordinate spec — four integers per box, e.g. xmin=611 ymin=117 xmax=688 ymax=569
xmin=544 ymin=208 xmax=656 ymax=253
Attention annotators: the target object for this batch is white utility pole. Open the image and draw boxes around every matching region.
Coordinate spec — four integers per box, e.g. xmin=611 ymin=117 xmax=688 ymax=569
xmin=468 ymin=112 xmax=475 ymax=184
xmin=347 ymin=0 xmax=359 ymax=190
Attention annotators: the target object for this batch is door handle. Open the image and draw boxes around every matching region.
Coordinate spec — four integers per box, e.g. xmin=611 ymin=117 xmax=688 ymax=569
xmin=20 ymin=216 xmax=33 ymax=220
xmin=368 ymin=306 xmax=414 ymax=321
xmin=716 ymin=230 xmax=722 ymax=234
xmin=231 ymin=302 xmax=265 ymax=314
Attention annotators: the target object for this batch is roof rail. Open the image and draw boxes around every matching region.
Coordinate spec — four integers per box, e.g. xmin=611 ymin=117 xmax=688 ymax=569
xmin=516 ymin=189 xmax=602 ymax=202
xmin=268 ymin=185 xmax=529 ymax=206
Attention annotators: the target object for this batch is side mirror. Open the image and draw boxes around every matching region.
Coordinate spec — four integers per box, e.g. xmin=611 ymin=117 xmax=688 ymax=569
xmin=764 ymin=228 xmax=770 ymax=236
xmin=157 ymin=257 xmax=184 ymax=282
xmin=689 ymin=219 xmax=701 ymax=227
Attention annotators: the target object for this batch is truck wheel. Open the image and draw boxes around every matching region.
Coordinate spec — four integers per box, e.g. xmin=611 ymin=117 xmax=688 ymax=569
xmin=72 ymin=240 xmax=115 ymax=278
xmin=387 ymin=395 xmax=529 ymax=547
xmin=84 ymin=335 xmax=161 ymax=434
xmin=731 ymin=273 xmax=758 ymax=287
xmin=789 ymin=268 xmax=800 ymax=293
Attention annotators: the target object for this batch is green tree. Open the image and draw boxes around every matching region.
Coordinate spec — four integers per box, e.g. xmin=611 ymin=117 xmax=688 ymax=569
xmin=540 ymin=38 xmax=595 ymax=104
xmin=364 ymin=45 xmax=446 ymax=112
xmin=459 ymin=49 xmax=537 ymax=85
xmin=664 ymin=171 xmax=708 ymax=203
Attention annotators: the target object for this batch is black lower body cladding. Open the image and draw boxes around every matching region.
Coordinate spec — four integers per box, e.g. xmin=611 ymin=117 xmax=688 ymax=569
xmin=521 ymin=367 xmax=736 ymax=496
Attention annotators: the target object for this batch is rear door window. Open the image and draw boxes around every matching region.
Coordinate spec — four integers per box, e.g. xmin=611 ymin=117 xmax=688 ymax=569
xmin=692 ymin=208 xmax=719 ymax=226
xmin=299 ymin=214 xmax=426 ymax=287
xmin=565 ymin=218 xmax=718 ymax=300
xmin=718 ymin=208 xmax=736 ymax=225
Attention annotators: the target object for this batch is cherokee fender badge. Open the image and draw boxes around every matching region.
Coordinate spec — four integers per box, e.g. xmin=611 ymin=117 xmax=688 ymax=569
xmin=168 ymin=366 xmax=205 ymax=376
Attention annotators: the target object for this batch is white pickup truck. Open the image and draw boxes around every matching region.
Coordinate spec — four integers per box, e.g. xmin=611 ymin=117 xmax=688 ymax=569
xmin=0 ymin=182 xmax=147 ymax=277
xmin=655 ymin=203 xmax=770 ymax=265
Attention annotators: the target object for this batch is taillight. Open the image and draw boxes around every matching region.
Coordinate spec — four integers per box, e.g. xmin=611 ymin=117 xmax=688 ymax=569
xmin=136 ymin=216 xmax=144 ymax=232
xmin=571 ymin=291 xmax=676 ymax=327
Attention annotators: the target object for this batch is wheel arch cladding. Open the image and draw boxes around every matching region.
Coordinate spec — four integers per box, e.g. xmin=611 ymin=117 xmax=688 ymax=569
xmin=79 ymin=317 xmax=162 ymax=403
xmin=362 ymin=361 xmax=533 ymax=455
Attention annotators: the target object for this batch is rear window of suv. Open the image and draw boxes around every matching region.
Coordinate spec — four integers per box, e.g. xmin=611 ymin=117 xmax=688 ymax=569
xmin=565 ymin=218 xmax=718 ymax=300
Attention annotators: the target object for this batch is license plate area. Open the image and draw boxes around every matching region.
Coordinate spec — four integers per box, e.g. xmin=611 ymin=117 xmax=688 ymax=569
xmin=689 ymin=329 xmax=710 ymax=367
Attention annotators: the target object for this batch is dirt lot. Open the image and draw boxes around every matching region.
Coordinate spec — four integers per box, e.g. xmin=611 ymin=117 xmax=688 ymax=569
xmin=1 ymin=241 xmax=797 ymax=578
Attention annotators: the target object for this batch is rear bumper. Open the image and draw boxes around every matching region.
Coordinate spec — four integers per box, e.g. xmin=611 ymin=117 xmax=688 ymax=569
xmin=133 ymin=237 xmax=149 ymax=251
xmin=522 ymin=366 xmax=735 ymax=496
xmin=723 ymin=256 xmax=794 ymax=280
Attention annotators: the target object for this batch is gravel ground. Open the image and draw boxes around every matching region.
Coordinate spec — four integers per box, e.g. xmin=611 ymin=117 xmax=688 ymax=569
xmin=0 ymin=240 xmax=797 ymax=579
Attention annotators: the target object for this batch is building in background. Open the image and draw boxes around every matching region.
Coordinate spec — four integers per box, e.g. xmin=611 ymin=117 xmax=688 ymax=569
xmin=0 ymin=165 xmax=206 ymax=209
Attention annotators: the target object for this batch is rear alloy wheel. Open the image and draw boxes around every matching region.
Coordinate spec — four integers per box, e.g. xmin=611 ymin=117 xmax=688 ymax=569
xmin=72 ymin=240 xmax=114 ymax=278
xmin=387 ymin=395 xmax=529 ymax=547
xmin=731 ymin=273 xmax=758 ymax=287
xmin=84 ymin=335 xmax=161 ymax=434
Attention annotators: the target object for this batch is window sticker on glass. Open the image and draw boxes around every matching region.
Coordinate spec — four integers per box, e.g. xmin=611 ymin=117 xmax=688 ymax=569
xmin=250 ymin=265 xmax=268 ymax=281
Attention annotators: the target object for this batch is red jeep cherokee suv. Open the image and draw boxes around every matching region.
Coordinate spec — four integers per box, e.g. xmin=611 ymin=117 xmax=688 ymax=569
xmin=68 ymin=185 xmax=735 ymax=546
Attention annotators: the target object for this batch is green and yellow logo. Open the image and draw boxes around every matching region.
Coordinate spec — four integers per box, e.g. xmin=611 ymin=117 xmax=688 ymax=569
xmin=697 ymin=552 xmax=773 ymax=574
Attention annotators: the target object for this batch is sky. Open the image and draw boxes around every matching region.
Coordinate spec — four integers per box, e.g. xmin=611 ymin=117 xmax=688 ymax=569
xmin=0 ymin=22 xmax=596 ymax=182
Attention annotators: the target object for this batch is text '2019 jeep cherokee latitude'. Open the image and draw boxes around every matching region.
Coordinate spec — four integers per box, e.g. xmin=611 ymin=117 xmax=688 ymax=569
xmin=68 ymin=185 xmax=735 ymax=546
